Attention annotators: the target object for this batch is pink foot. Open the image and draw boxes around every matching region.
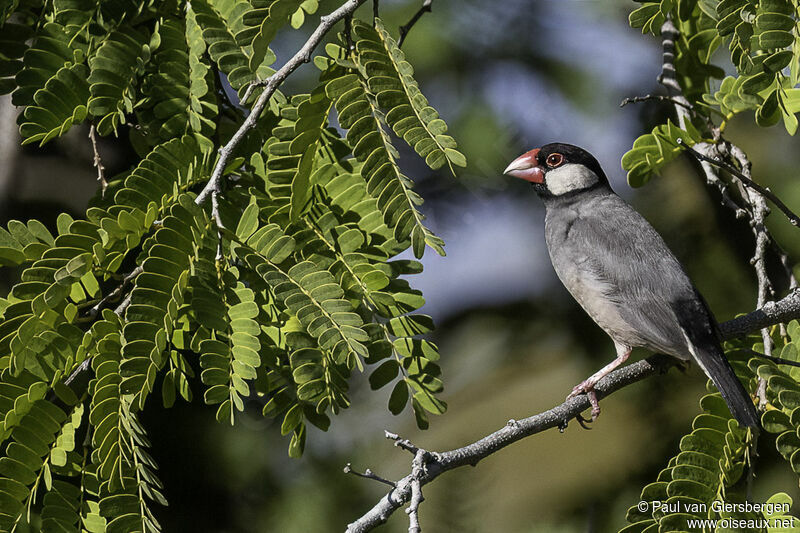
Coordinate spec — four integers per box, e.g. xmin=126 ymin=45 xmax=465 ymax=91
xmin=567 ymin=380 xmax=601 ymax=421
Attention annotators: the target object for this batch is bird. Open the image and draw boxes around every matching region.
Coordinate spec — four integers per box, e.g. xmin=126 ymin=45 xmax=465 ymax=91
xmin=503 ymin=142 xmax=760 ymax=430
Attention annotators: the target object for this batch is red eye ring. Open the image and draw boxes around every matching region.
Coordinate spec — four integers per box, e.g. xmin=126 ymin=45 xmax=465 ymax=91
xmin=546 ymin=153 xmax=564 ymax=168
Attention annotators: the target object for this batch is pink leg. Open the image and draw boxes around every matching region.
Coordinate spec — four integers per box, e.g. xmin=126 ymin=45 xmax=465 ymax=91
xmin=567 ymin=344 xmax=631 ymax=420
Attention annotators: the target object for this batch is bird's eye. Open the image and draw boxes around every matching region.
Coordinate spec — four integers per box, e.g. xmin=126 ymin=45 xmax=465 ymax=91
xmin=546 ymin=153 xmax=564 ymax=168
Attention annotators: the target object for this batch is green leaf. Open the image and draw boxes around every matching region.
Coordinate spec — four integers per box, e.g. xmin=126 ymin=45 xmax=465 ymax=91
xmin=289 ymin=144 xmax=315 ymax=221
xmin=325 ymin=53 xmax=445 ymax=257
xmin=18 ymin=63 xmax=90 ymax=146
xmin=629 ymin=3 xmax=663 ymax=34
xmin=368 ymin=360 xmax=398 ymax=390
xmin=388 ymin=380 xmax=409 ymax=415
xmin=387 ymin=314 xmax=434 ymax=336
xmin=236 ymin=197 xmax=260 ymax=240
xmin=281 ymin=404 xmax=303 ymax=435
xmin=194 ymin=0 xmax=278 ymax=100
xmin=621 ymin=120 xmax=701 ymax=187
xmin=88 ymin=27 xmax=151 ymax=136
xmin=356 ymin=19 xmax=466 ymax=174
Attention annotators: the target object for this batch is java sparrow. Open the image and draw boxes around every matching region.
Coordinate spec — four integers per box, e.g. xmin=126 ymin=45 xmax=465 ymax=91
xmin=504 ymin=142 xmax=759 ymax=429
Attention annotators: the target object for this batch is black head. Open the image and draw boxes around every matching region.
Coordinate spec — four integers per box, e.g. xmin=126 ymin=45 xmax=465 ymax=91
xmin=504 ymin=142 xmax=609 ymax=196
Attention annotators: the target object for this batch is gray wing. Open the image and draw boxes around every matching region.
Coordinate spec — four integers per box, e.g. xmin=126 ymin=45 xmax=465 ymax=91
xmin=557 ymin=194 xmax=713 ymax=357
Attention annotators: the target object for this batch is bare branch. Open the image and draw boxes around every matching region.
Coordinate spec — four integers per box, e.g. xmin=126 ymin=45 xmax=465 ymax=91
xmin=678 ymin=140 xmax=800 ymax=228
xmin=345 ymin=290 xmax=800 ymax=532
xmin=741 ymin=348 xmax=800 ymax=369
xmin=344 ymin=463 xmax=396 ymax=488
xmin=195 ymin=0 xmax=368 ymax=206
xmin=88 ymin=124 xmax=107 ymax=197
xmin=211 ymin=190 xmax=226 ymax=261
xmin=385 ymin=431 xmax=420 ymax=455
xmin=720 ymin=290 xmax=800 ymax=339
xmin=398 ymin=0 xmax=433 ymax=48
xmin=619 ymin=94 xmax=695 ymax=113
xmin=113 ymin=293 xmax=132 ymax=316
xmin=726 ymin=143 xmax=775 ymax=408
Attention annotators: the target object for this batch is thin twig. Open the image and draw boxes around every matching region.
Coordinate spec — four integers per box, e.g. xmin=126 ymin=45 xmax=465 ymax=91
xmin=211 ymin=190 xmax=226 ymax=261
xmin=88 ymin=124 xmax=107 ymax=197
xmin=85 ymin=266 xmax=143 ymax=320
xmin=678 ymin=140 xmax=800 ymax=228
xmin=741 ymin=348 xmax=800 ymax=369
xmin=721 ymin=290 xmax=800 ymax=337
xmin=398 ymin=0 xmax=433 ymax=48
xmin=373 ymin=0 xmax=379 ymax=21
xmin=64 ymin=359 xmax=92 ymax=387
xmin=344 ymin=463 xmax=396 ymax=488
xmin=690 ymin=144 xmax=752 ymax=220
xmin=385 ymin=431 xmax=420 ymax=455
xmin=345 ymin=290 xmax=800 ymax=532
xmin=195 ymin=0 xmax=368 ymax=206
xmin=620 ymin=94 xmax=695 ymax=113
xmin=47 ymin=268 xmax=143 ymax=405
xmin=114 ymin=294 xmax=132 ymax=316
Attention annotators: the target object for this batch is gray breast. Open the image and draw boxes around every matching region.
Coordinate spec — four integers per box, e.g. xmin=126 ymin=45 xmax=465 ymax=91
xmin=542 ymin=192 xmax=694 ymax=359
xmin=545 ymin=207 xmax=641 ymax=349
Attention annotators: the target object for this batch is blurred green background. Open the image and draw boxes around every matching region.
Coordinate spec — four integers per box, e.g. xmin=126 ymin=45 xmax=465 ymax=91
xmin=2 ymin=0 xmax=800 ymax=531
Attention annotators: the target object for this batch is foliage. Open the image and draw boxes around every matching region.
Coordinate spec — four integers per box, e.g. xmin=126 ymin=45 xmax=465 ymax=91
xmin=0 ymin=0 xmax=465 ymax=529
xmin=621 ymin=119 xmax=702 ymax=187
xmin=624 ymin=0 xmax=800 ymax=185
xmin=621 ymin=322 xmax=800 ymax=532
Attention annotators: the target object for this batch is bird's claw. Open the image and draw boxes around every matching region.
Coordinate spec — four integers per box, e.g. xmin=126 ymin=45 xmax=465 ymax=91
xmin=588 ymin=390 xmax=601 ymax=420
xmin=566 ymin=379 xmax=594 ymax=400
xmin=566 ymin=383 xmax=585 ymax=400
xmin=575 ymin=413 xmax=593 ymax=430
xmin=567 ymin=381 xmax=601 ymax=422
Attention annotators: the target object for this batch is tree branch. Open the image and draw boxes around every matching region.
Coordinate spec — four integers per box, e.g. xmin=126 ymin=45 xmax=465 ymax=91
xmin=678 ymin=141 xmax=800 ymax=228
xmin=719 ymin=290 xmax=800 ymax=339
xmin=344 ymin=290 xmax=800 ymax=532
xmin=398 ymin=0 xmax=433 ymax=48
xmin=194 ymin=0 xmax=368 ymax=206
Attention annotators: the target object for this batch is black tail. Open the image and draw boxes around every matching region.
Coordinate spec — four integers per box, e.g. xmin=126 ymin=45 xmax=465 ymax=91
xmin=675 ymin=293 xmax=760 ymax=431
xmin=693 ymin=344 xmax=760 ymax=430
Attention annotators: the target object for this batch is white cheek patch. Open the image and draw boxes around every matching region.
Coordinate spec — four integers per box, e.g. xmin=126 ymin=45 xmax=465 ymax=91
xmin=546 ymin=163 xmax=600 ymax=195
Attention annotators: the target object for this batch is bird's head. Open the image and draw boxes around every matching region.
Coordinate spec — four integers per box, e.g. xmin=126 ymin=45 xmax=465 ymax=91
xmin=503 ymin=143 xmax=609 ymax=197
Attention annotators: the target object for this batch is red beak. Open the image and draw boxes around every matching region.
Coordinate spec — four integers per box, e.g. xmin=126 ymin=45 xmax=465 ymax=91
xmin=503 ymin=148 xmax=544 ymax=184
